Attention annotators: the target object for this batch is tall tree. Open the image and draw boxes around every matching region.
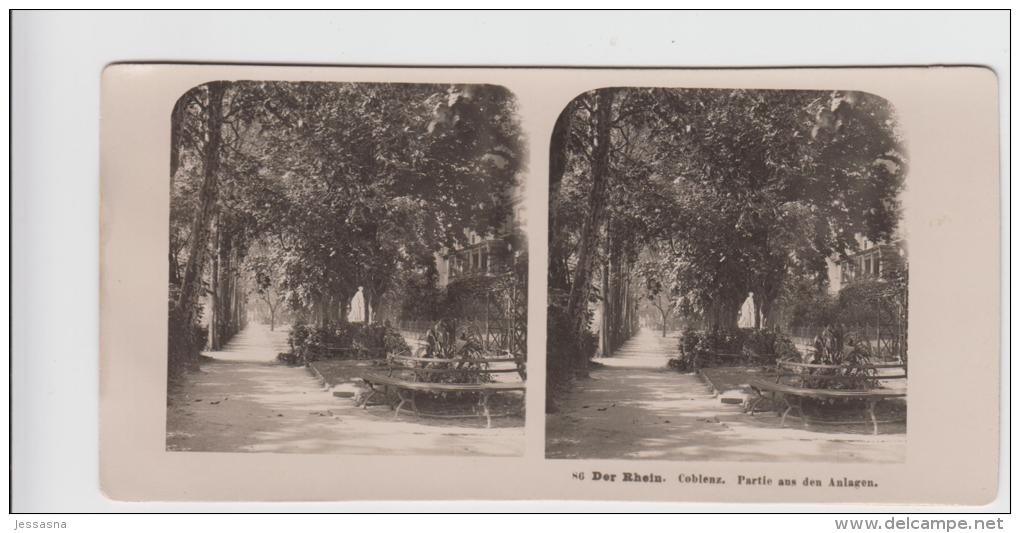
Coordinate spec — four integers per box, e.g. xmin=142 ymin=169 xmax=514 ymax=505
xmin=170 ymin=81 xmax=525 ymax=349
xmin=565 ymin=88 xmax=616 ymax=369
xmin=642 ymin=89 xmax=905 ymax=330
xmin=173 ymin=81 xmax=228 ymax=332
xmin=547 ymin=87 xmax=906 ymax=382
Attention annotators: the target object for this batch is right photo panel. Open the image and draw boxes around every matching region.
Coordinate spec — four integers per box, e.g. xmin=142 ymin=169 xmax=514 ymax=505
xmin=545 ymin=87 xmax=909 ymax=463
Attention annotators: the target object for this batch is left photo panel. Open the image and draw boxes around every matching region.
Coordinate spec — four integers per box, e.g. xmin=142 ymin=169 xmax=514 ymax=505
xmin=165 ymin=81 xmax=529 ymax=456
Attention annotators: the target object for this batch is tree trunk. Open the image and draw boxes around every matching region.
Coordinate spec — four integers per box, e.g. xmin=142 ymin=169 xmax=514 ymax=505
xmin=600 ymin=262 xmax=610 ymax=357
xmin=209 ymin=215 xmax=220 ymax=350
xmin=233 ymin=262 xmax=243 ymax=332
xmin=752 ymin=292 xmax=763 ymax=330
xmin=602 ymin=216 xmax=616 ymax=356
xmin=226 ymin=241 xmax=237 ymax=338
xmin=708 ymin=295 xmax=742 ymax=333
xmin=721 ymin=297 xmax=742 ymax=332
xmin=215 ymin=229 xmax=232 ymax=347
xmin=326 ymin=294 xmax=338 ymax=324
xmin=609 ymin=250 xmax=621 ymax=352
xmin=621 ymin=260 xmax=633 ymax=343
xmin=338 ymin=293 xmax=349 ymax=323
xmin=314 ymin=294 xmax=326 ymax=326
xmin=764 ymin=294 xmax=780 ymax=331
xmin=364 ymin=287 xmax=375 ymax=325
xmin=168 ymin=251 xmax=181 ymax=287
xmin=169 ymin=93 xmax=189 ymax=183
xmin=173 ymin=82 xmax=228 ymax=336
xmin=566 ymin=89 xmax=616 ymax=370
xmin=548 ymin=100 xmax=574 ymax=293
xmin=751 ymin=273 xmax=781 ymax=331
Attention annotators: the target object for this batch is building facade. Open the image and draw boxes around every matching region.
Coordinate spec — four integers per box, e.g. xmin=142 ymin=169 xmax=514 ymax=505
xmin=436 ymin=192 xmax=526 ymax=288
xmin=829 ymin=237 xmax=907 ymax=294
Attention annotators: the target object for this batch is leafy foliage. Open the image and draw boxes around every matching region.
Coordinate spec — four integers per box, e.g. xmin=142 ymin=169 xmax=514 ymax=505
xmin=284 ymin=321 xmax=410 ymax=364
xmin=672 ymin=327 xmax=799 ymax=371
xmin=549 ymin=87 xmax=907 ymax=368
xmin=167 ymin=296 xmax=208 ymax=373
xmin=404 ymin=319 xmax=497 ymax=385
xmin=798 ymin=324 xmax=879 ymax=392
xmin=418 ymin=319 xmax=485 ymax=360
xmin=546 ymin=289 xmax=599 ymax=382
xmin=168 ymin=81 xmax=525 ymax=371
xmin=743 ymin=329 xmax=800 ymax=364
xmin=836 ymin=279 xmax=904 ymax=329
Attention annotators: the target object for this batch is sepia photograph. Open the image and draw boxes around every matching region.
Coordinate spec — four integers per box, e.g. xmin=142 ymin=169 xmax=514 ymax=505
xmin=96 ymin=62 xmax=999 ymax=505
xmin=545 ymin=87 xmax=909 ymax=462
xmin=164 ymin=80 xmax=528 ymax=456
xmin=11 ymin=8 xmax=1007 ymax=515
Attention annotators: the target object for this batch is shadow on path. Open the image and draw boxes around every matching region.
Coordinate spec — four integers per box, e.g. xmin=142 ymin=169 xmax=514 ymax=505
xmin=167 ymin=323 xmax=524 ymax=456
xmin=546 ymin=329 xmax=905 ymax=463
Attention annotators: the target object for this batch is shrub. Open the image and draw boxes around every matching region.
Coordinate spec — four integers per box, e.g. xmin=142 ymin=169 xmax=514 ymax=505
xmin=716 ymin=329 xmax=750 ymax=354
xmin=407 ymin=319 xmax=493 ymax=385
xmin=836 ymin=279 xmax=902 ymax=329
xmin=675 ymin=328 xmax=703 ymax=371
xmin=803 ymin=324 xmax=877 ymax=391
xmin=287 ymin=322 xmax=312 ymax=357
xmin=419 ymin=319 xmax=484 ymax=360
xmin=773 ymin=336 xmax=802 ymax=362
xmin=194 ymin=323 xmax=209 ymax=347
xmin=782 ymin=285 xmax=839 ymax=330
xmin=675 ymin=327 xmax=800 ymax=371
xmin=666 ymin=357 xmax=688 ymax=371
xmin=167 ymin=302 xmax=208 ymax=375
xmin=743 ymin=329 xmax=800 ymax=365
xmin=676 ymin=328 xmax=725 ymax=371
xmin=546 ymin=295 xmax=598 ymax=383
xmin=276 ymin=351 xmax=301 ymax=366
xmin=742 ymin=329 xmax=775 ymax=357
xmin=285 ymin=321 xmax=410 ymax=364
xmin=368 ymin=322 xmax=413 ymax=357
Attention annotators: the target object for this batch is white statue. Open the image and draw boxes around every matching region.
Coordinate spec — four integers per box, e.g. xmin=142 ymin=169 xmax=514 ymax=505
xmin=347 ymin=286 xmax=366 ymax=323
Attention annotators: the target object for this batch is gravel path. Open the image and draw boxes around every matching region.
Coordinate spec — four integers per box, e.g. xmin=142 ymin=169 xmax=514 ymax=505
xmin=546 ymin=328 xmax=905 ymax=463
xmin=166 ymin=323 xmax=524 ymax=456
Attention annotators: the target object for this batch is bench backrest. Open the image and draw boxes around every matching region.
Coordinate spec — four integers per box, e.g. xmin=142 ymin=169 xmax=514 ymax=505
xmin=711 ymin=350 xmax=776 ymax=361
xmin=774 ymin=360 xmax=906 ymax=390
xmin=385 ymin=352 xmax=526 ymax=383
xmin=307 ymin=342 xmax=357 ymax=358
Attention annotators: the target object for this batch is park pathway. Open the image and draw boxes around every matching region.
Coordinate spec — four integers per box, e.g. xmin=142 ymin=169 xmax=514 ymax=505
xmin=166 ymin=322 xmax=523 ymax=456
xmin=597 ymin=327 xmax=679 ymax=369
xmin=205 ymin=321 xmax=291 ymax=363
xmin=546 ymin=328 xmax=905 ymax=463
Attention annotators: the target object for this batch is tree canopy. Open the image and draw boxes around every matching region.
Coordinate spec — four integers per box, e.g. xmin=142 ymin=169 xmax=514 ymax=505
xmin=169 ymin=81 xmax=525 ymax=368
xmin=548 ymin=87 xmax=906 ymax=375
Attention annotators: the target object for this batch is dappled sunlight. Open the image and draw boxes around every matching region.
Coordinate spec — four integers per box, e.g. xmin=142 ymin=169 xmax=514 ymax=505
xmin=547 ymin=331 xmax=905 ymax=463
xmin=167 ymin=342 xmax=524 ymax=457
xmin=202 ymin=323 xmax=291 ymax=363
xmin=595 ymin=329 xmax=677 ymax=370
xmin=544 ymin=88 xmax=911 ymax=465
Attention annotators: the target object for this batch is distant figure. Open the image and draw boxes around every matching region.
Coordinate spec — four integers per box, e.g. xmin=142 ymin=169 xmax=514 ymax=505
xmin=348 ymin=286 xmax=366 ymax=323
